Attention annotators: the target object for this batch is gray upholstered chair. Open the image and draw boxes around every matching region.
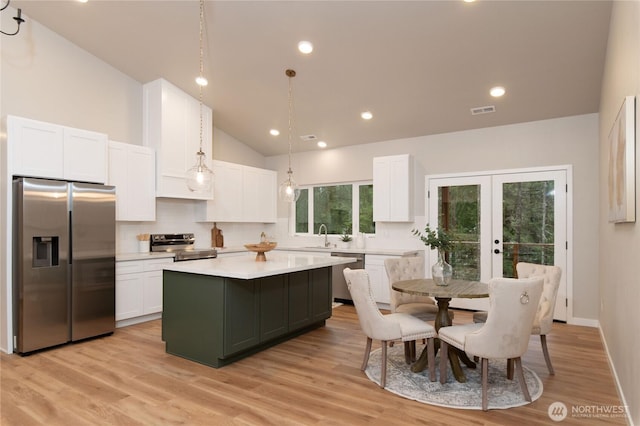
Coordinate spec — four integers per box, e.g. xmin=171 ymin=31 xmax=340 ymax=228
xmin=343 ymin=268 xmax=437 ymax=388
xmin=472 ymin=262 xmax=562 ymax=375
xmin=384 ymin=256 xmax=439 ymax=321
xmin=439 ymin=276 xmax=544 ymax=411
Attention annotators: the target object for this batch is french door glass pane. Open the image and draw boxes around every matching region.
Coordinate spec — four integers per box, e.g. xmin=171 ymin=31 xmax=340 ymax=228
xmin=359 ymin=184 xmax=375 ymax=234
xmin=501 ymin=180 xmax=555 ymax=277
xmin=295 ymin=188 xmax=309 ymax=233
xmin=314 ymin=185 xmax=352 ymax=234
xmin=438 ymin=185 xmax=481 ymax=281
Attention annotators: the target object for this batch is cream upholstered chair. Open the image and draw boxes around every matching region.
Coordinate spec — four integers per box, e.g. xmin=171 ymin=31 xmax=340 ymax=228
xmin=384 ymin=256 xmax=439 ymax=321
xmin=472 ymin=262 xmax=562 ymax=375
xmin=343 ymin=268 xmax=437 ymax=388
xmin=439 ymin=276 xmax=544 ymax=411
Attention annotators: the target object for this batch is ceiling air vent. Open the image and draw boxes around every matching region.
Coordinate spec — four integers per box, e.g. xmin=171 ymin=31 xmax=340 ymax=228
xmin=470 ymin=105 xmax=496 ymax=115
xmin=300 ymin=134 xmax=317 ymax=142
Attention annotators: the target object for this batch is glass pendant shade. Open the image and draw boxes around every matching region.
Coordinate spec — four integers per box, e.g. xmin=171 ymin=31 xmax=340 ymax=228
xmin=187 ymin=150 xmax=214 ymax=193
xmin=279 ymin=169 xmax=300 ymax=203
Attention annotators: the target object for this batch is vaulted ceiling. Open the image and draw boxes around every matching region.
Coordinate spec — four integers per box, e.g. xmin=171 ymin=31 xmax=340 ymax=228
xmin=12 ymin=0 xmax=612 ymax=156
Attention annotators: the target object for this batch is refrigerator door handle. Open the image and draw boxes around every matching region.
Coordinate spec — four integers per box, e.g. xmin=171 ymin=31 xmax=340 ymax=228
xmin=68 ymin=210 xmax=73 ymax=264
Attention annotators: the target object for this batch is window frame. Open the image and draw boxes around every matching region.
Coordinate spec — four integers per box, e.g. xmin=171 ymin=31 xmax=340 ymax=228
xmin=290 ymin=181 xmax=374 ymax=236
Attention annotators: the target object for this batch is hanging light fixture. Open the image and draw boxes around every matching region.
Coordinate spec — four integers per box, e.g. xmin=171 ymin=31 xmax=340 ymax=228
xmin=186 ymin=0 xmax=214 ymax=193
xmin=278 ymin=69 xmax=301 ymax=203
xmin=1 ymin=1 xmax=25 ymax=37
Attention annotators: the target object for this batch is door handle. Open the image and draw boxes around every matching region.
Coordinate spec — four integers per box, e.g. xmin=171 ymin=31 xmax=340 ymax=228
xmin=494 ymin=249 xmax=501 ymax=254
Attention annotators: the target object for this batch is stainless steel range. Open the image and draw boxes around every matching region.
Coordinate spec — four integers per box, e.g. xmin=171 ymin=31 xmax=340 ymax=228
xmin=150 ymin=233 xmax=217 ymax=262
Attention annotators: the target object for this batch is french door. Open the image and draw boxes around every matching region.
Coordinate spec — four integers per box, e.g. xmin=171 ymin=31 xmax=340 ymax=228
xmin=427 ymin=168 xmax=568 ymax=321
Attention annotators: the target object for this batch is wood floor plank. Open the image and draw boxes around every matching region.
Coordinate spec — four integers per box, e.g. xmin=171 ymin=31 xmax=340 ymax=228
xmin=0 ymin=306 xmax=627 ymax=425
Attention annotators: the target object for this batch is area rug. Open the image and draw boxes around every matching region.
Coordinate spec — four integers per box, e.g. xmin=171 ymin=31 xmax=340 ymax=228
xmin=364 ymin=345 xmax=543 ymax=410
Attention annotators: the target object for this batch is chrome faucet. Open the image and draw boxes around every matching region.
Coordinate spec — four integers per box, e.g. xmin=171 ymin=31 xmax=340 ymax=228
xmin=318 ymin=224 xmax=329 ymax=247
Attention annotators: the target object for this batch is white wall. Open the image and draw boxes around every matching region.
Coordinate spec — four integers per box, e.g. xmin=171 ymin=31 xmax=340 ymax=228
xmin=598 ymin=1 xmax=640 ymax=424
xmin=267 ymin=113 xmax=601 ymax=321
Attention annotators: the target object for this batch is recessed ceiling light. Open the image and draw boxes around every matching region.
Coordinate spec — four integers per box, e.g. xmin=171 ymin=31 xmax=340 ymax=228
xmin=463 ymin=0 xmax=476 ymax=3
xmin=298 ymin=41 xmax=313 ymax=54
xmin=269 ymin=129 xmax=280 ymax=136
xmin=195 ymin=76 xmax=208 ymax=86
xmin=490 ymin=86 xmax=506 ymax=97
xmin=317 ymin=141 xmax=327 ymax=148
xmin=361 ymin=111 xmax=373 ymax=120
xmin=77 ymin=0 xmax=89 ymax=3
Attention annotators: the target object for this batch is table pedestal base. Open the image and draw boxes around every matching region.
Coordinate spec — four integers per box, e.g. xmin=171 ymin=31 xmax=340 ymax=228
xmin=411 ymin=297 xmax=477 ymax=382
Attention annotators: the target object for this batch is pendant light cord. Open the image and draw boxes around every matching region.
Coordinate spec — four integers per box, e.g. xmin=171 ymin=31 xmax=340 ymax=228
xmin=286 ymin=69 xmax=296 ymax=174
xmin=198 ymin=0 xmax=205 ymax=155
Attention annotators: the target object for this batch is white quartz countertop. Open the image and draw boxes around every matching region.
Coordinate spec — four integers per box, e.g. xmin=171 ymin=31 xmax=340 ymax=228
xmin=162 ymin=252 xmax=358 ymax=279
xmin=116 ymin=252 xmax=175 ymax=262
xmin=214 ymin=246 xmax=421 ymax=257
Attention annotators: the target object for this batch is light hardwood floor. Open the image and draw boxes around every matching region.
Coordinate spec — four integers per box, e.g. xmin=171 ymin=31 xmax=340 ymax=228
xmin=1 ymin=307 xmax=627 ymax=425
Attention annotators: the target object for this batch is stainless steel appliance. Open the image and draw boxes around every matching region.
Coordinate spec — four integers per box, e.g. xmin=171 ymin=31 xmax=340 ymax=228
xmin=150 ymin=233 xmax=217 ymax=261
xmin=13 ymin=177 xmax=116 ymax=354
xmin=331 ymin=252 xmax=365 ymax=303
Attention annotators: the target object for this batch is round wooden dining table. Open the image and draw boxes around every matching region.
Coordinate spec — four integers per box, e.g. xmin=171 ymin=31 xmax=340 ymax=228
xmin=392 ymin=278 xmax=489 ymax=382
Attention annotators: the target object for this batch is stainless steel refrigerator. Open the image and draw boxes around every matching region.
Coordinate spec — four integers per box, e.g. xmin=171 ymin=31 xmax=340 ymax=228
xmin=13 ymin=177 xmax=116 ymax=353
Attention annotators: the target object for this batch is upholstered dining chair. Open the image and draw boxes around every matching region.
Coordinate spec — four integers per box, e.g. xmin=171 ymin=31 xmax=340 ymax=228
xmin=343 ymin=268 xmax=437 ymax=388
xmin=439 ymin=276 xmax=544 ymax=411
xmin=384 ymin=256 xmax=441 ymax=322
xmin=472 ymin=262 xmax=562 ymax=375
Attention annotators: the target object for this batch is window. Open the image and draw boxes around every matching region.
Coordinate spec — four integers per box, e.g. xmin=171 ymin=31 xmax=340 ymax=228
xmin=294 ymin=182 xmax=375 ymax=235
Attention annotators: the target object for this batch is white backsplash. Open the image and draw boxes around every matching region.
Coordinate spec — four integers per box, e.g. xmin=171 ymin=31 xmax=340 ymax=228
xmin=116 ymin=198 xmax=427 ymax=254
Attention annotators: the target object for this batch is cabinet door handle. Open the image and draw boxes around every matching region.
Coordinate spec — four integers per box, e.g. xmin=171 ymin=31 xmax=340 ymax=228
xmin=494 ymin=249 xmax=501 ymax=254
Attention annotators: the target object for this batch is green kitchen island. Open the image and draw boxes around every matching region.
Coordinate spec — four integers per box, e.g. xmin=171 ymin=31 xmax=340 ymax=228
xmin=161 ymin=252 xmax=356 ymax=368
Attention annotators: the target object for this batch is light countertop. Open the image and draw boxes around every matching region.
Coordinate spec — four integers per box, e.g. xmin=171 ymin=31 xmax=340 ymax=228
xmin=116 ymin=252 xmax=176 ymax=262
xmin=117 ymin=246 xmax=421 ymax=262
xmin=162 ymin=252 xmax=358 ymax=280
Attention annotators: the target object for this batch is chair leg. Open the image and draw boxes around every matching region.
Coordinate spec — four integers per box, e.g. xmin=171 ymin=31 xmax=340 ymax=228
xmin=507 ymin=358 xmax=514 ymax=380
xmin=481 ymin=358 xmax=489 ymax=411
xmin=361 ymin=337 xmax=372 ymax=371
xmin=411 ymin=340 xmax=417 ymax=361
xmin=540 ymin=334 xmax=555 ymax=375
xmin=403 ymin=341 xmax=411 ymax=364
xmin=427 ymin=337 xmax=436 ymax=382
xmin=439 ymin=341 xmax=449 ymax=384
xmin=514 ymin=357 xmax=532 ymax=402
xmin=380 ymin=341 xmax=388 ymax=388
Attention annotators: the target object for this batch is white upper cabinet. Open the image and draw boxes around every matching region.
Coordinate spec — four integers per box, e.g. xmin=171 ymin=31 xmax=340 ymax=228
xmin=108 ymin=141 xmax=156 ymax=221
xmin=143 ymin=78 xmax=213 ymax=200
xmin=373 ymin=154 xmax=415 ymax=222
xmin=8 ymin=115 xmax=107 ymax=184
xmin=196 ymin=160 xmax=277 ymax=223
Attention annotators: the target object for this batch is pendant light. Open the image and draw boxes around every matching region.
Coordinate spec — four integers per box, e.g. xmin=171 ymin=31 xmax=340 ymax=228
xmin=187 ymin=0 xmax=214 ymax=193
xmin=278 ymin=69 xmax=301 ymax=203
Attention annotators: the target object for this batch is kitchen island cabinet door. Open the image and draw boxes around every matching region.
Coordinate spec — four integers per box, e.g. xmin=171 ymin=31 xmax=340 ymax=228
xmin=259 ymin=275 xmax=289 ymax=341
xmin=223 ymin=279 xmax=260 ymax=356
xmin=311 ymin=267 xmax=332 ymax=322
xmin=288 ymin=271 xmax=312 ymax=331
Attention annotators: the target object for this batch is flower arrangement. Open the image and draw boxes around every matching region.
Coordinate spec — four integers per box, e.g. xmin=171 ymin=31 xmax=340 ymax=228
xmin=411 ymin=224 xmax=452 ymax=252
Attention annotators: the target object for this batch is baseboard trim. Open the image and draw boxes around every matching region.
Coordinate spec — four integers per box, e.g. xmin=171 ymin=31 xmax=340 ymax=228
xmin=598 ymin=325 xmax=635 ymax=426
xmin=567 ymin=316 xmax=599 ymax=327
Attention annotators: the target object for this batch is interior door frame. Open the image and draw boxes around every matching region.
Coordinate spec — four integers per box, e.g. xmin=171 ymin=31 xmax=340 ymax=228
xmin=425 ymin=165 xmax=573 ymax=322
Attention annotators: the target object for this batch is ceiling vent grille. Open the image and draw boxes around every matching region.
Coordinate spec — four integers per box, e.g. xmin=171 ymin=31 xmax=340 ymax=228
xmin=470 ymin=105 xmax=496 ymax=115
xmin=300 ymin=134 xmax=317 ymax=142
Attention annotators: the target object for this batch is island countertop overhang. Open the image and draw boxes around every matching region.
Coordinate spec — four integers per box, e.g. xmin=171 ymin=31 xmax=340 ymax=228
xmin=162 ymin=253 xmax=358 ymax=280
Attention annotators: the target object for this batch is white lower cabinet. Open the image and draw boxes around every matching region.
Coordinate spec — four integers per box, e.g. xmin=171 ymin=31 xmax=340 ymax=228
xmin=116 ymin=258 xmax=173 ymax=324
xmin=364 ymin=255 xmax=391 ymax=304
